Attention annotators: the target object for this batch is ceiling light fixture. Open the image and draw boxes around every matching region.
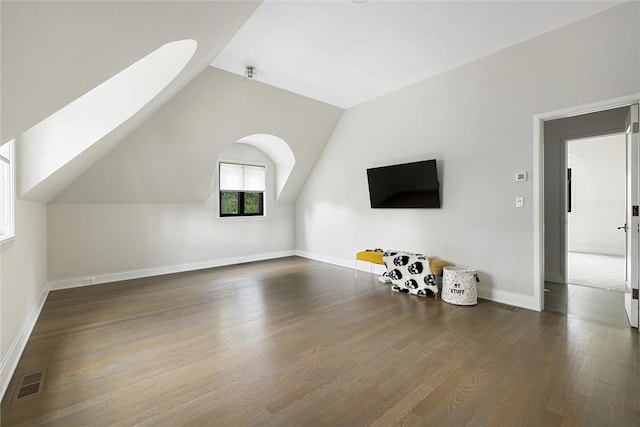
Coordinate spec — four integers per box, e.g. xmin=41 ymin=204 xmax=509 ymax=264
xmin=245 ymin=65 xmax=256 ymax=80
xmin=243 ymin=65 xmax=257 ymax=85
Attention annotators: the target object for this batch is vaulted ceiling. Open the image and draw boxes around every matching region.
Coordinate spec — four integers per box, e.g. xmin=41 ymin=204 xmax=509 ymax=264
xmin=212 ymin=0 xmax=622 ymax=108
xmin=1 ymin=1 xmax=260 ymax=143
xmin=1 ymin=1 xmax=625 ymax=204
xmin=52 ymin=68 xmax=343 ymax=204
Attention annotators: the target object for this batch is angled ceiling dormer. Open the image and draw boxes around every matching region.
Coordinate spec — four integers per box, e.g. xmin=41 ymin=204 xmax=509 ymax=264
xmin=236 ymin=134 xmax=295 ymax=201
xmin=1 ymin=0 xmax=261 ymax=202
xmin=18 ymin=40 xmax=197 ymax=201
xmin=51 ymin=68 xmax=343 ymax=205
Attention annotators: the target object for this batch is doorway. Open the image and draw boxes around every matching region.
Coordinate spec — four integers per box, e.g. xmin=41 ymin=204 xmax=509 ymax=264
xmin=554 ymin=134 xmax=628 ymax=326
xmin=567 ymin=134 xmax=626 ymax=292
xmin=538 ymin=101 xmax=639 ymax=328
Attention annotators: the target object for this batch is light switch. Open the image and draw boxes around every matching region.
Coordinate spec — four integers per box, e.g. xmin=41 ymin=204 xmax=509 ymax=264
xmin=515 ymin=197 xmax=524 ymax=208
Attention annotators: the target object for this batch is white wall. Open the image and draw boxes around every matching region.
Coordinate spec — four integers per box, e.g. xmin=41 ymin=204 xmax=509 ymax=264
xmin=46 ymin=67 xmax=342 ymax=285
xmin=48 ymin=145 xmax=294 ymax=284
xmin=568 ymin=134 xmax=625 ymax=256
xmin=0 ymin=200 xmax=48 ymax=396
xmin=295 ymin=2 xmax=639 ymax=308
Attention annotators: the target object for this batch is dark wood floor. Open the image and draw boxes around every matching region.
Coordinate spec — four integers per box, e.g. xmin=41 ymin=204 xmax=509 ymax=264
xmin=545 ymin=282 xmax=630 ymax=328
xmin=2 ymin=257 xmax=639 ymax=426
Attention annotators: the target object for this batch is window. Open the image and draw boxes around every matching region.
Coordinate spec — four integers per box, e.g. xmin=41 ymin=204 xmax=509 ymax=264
xmin=219 ymin=162 xmax=265 ymax=217
xmin=0 ymin=140 xmax=15 ymax=242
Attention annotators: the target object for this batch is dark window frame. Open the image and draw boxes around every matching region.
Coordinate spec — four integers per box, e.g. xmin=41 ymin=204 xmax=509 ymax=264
xmin=218 ymin=162 xmax=266 ymax=218
xmin=219 ymin=190 xmax=264 ymax=217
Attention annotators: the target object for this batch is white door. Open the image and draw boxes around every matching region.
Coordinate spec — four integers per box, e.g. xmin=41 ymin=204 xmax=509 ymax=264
xmin=624 ymin=104 xmax=639 ymax=328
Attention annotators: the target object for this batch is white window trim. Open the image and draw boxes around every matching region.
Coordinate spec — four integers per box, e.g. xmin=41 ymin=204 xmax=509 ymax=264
xmin=0 ymin=139 xmax=16 ymax=245
xmin=216 ymin=159 xmax=268 ymax=220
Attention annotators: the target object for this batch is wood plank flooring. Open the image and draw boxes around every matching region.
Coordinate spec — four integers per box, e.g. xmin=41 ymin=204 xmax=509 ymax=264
xmin=545 ymin=282 xmax=630 ymax=328
xmin=2 ymin=257 xmax=639 ymax=426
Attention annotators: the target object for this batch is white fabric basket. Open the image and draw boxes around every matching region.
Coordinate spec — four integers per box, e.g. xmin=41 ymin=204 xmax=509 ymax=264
xmin=442 ymin=266 xmax=478 ymax=305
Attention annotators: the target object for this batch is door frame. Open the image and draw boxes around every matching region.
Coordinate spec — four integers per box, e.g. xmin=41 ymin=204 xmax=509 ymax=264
xmin=533 ymin=93 xmax=640 ymax=312
xmin=624 ymin=104 xmax=640 ymax=327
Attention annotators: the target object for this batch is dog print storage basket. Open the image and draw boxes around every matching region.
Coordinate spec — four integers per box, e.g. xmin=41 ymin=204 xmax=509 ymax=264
xmin=442 ymin=266 xmax=478 ymax=305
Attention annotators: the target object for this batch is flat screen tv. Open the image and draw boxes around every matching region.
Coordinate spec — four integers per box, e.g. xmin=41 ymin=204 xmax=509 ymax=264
xmin=367 ymin=159 xmax=440 ymax=208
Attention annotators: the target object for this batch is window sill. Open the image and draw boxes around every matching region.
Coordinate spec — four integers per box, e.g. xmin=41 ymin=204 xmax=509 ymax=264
xmin=217 ymin=215 xmax=267 ymax=221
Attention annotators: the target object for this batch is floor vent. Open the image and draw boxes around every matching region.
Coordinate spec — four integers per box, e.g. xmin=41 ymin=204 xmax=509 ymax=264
xmin=13 ymin=370 xmax=46 ymax=401
xmin=483 ymin=300 xmax=520 ymax=312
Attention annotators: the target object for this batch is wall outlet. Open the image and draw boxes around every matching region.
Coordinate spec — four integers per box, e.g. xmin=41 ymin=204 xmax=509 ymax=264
xmin=82 ymin=277 xmax=96 ymax=285
xmin=515 ymin=197 xmax=524 ymax=208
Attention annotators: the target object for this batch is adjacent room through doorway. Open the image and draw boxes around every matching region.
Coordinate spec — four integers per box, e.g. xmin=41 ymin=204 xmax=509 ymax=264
xmin=542 ymin=104 xmax=635 ymax=328
xmin=546 ymin=133 xmax=629 ymax=328
xmin=567 ymin=134 xmax=626 ymax=293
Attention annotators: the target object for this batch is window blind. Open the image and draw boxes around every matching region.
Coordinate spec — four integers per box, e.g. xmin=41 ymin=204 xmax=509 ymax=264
xmin=220 ymin=163 xmax=265 ymax=192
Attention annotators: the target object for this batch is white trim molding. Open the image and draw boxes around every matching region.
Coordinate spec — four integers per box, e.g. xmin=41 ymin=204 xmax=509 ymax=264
xmin=533 ymin=93 xmax=640 ymax=313
xmin=48 ymin=251 xmax=295 ymax=290
xmin=476 ymin=284 xmax=539 ymax=312
xmin=0 ymin=283 xmax=49 ymax=401
xmin=294 ymin=249 xmax=388 ymax=276
xmin=295 ymin=250 xmax=539 ymax=311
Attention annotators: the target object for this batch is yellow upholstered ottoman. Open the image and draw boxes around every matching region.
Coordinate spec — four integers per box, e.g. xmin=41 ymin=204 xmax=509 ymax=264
xmin=429 ymin=258 xmax=450 ymax=276
xmin=355 ymin=249 xmax=451 ymax=282
xmin=355 ymin=250 xmax=385 ymax=277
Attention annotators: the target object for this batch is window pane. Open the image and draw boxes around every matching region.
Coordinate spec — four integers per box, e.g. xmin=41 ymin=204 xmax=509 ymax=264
xmin=244 ymin=192 xmax=262 ymax=214
xmin=221 ymin=191 xmax=239 ymax=214
xmin=219 ymin=162 xmax=265 ymax=217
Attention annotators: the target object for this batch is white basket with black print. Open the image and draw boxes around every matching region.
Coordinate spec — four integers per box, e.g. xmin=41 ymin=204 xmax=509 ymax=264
xmin=442 ymin=266 xmax=478 ymax=306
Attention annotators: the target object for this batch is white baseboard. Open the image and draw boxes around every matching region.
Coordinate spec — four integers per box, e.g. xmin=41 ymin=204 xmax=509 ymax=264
xmin=48 ymin=250 xmax=295 ymax=290
xmin=0 ymin=283 xmax=49 ymax=401
xmin=296 ymin=250 xmax=539 ymax=311
xmin=2 ymin=252 xmax=295 ymax=399
xmin=476 ymin=284 xmax=540 ymax=312
xmin=568 ymin=247 xmax=625 ymax=257
xmin=294 ymin=250 xmax=386 ymax=276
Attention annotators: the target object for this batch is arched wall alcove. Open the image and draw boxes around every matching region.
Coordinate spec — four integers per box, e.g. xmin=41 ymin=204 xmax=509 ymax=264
xmin=235 ymin=133 xmax=295 ymax=200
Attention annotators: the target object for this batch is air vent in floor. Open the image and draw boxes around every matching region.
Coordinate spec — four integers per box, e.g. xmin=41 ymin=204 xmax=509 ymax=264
xmin=478 ymin=299 xmax=520 ymax=312
xmin=13 ymin=370 xmax=46 ymax=401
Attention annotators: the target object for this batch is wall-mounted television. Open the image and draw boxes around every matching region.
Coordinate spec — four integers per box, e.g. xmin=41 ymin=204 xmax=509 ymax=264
xmin=366 ymin=159 xmax=440 ymax=208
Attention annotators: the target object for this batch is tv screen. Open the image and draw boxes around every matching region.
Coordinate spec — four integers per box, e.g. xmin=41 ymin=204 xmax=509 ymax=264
xmin=367 ymin=159 xmax=440 ymax=208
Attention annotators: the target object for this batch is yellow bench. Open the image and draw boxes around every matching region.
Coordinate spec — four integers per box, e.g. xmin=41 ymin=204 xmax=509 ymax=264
xmin=355 ymin=250 xmax=384 ymax=277
xmin=355 ymin=250 xmax=450 ymax=278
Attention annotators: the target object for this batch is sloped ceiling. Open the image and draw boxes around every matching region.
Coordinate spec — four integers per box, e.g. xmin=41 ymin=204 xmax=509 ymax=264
xmin=52 ymin=68 xmax=343 ymax=204
xmin=4 ymin=1 xmax=625 ymax=205
xmin=212 ymin=0 xmax=622 ymax=108
xmin=1 ymin=1 xmax=260 ymax=143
